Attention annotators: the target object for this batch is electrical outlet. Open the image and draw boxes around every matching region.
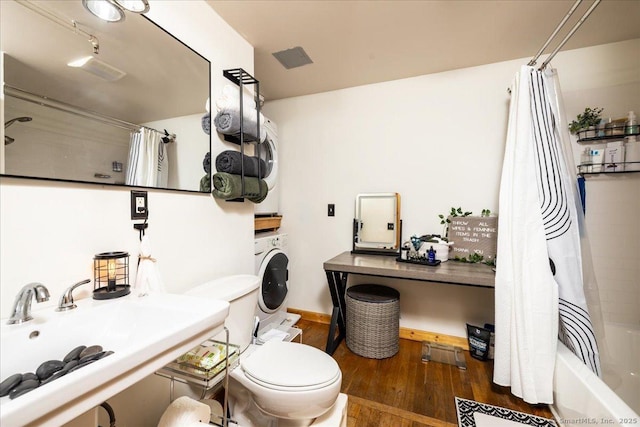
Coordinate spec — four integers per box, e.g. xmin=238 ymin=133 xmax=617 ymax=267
xmin=328 ymin=204 xmax=335 ymax=217
xmin=131 ymin=191 xmax=148 ymax=220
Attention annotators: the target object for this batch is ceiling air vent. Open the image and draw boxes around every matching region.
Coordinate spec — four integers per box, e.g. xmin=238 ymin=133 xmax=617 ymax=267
xmin=272 ymin=46 xmax=313 ymax=69
xmin=68 ymin=56 xmax=126 ymax=82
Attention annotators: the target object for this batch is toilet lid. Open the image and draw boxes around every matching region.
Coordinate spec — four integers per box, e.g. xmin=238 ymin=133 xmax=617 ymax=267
xmin=242 ymin=341 xmax=340 ymax=391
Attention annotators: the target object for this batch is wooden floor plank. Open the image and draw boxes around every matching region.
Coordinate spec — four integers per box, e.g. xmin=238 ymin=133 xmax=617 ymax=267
xmin=297 ymin=319 xmax=554 ymax=425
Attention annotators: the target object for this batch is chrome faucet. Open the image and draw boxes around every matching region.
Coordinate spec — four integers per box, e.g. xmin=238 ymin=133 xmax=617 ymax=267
xmin=7 ymin=283 xmax=50 ymax=325
xmin=56 ymin=279 xmax=91 ymax=312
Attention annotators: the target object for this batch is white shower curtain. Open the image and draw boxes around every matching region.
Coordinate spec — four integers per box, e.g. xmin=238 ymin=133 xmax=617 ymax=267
xmin=125 ymin=127 xmax=168 ymax=187
xmin=494 ymin=65 xmax=600 ymax=404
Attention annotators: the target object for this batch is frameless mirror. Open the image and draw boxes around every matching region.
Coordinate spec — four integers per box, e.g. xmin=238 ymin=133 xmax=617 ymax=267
xmin=353 ymin=193 xmax=401 ymax=254
xmin=1 ymin=0 xmax=210 ymax=192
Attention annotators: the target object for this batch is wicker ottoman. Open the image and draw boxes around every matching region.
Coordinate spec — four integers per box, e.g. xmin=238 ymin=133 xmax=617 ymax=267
xmin=345 ymin=284 xmax=400 ymax=359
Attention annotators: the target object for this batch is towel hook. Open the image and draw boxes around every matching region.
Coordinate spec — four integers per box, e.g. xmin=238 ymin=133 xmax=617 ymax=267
xmin=133 ymin=214 xmax=148 ymax=241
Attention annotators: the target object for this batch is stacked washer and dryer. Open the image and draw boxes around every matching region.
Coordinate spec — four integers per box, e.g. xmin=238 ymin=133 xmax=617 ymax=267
xmin=254 ymin=118 xmax=301 ymax=335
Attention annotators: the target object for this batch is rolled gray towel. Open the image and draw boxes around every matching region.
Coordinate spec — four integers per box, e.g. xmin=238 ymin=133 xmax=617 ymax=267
xmin=201 ymin=112 xmax=210 ymax=135
xmin=212 ymin=172 xmax=268 ymax=203
xmin=213 ymin=108 xmax=266 ymax=143
xmin=215 ymin=150 xmax=267 ymax=178
xmin=203 ymin=152 xmax=211 ymax=174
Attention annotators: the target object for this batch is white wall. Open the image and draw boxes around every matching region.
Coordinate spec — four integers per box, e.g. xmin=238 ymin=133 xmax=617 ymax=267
xmin=4 ymin=96 xmax=131 ymax=184
xmin=264 ymin=39 xmax=640 ymax=339
xmin=584 ymin=176 xmax=640 ymax=326
xmin=1 ymin=1 xmax=255 ymax=425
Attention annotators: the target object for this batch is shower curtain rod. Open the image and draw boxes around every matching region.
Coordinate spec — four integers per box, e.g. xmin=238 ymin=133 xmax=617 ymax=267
xmin=528 ymin=0 xmax=601 ymax=69
xmin=4 ymin=85 xmax=174 ymax=139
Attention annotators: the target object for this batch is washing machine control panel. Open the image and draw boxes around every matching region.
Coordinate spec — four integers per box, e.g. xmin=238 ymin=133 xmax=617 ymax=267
xmin=255 ymin=233 xmax=288 ymax=255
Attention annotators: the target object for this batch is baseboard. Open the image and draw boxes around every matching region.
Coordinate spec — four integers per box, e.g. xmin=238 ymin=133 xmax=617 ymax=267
xmin=399 ymin=327 xmax=468 ymax=350
xmin=288 ymin=308 xmax=331 ymax=324
xmin=288 ymin=308 xmax=469 ymax=350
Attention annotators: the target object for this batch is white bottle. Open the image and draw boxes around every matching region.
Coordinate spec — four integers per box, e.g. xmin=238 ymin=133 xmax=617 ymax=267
xmin=590 ymin=148 xmax=604 ymax=173
xmin=625 ymin=111 xmax=639 ymax=135
xmin=625 ymin=136 xmax=640 ymax=171
xmin=580 ymin=147 xmax=592 ymax=173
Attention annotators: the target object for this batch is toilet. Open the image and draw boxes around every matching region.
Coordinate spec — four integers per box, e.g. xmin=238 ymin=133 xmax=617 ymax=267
xmin=185 ymin=275 xmax=344 ymax=427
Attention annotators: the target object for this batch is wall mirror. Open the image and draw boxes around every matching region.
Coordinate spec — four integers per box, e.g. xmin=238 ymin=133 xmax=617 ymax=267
xmin=1 ymin=0 xmax=210 ymax=192
xmin=353 ymin=193 xmax=401 ymax=255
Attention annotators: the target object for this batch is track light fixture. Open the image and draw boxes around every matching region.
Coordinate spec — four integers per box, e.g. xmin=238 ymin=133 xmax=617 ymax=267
xmin=82 ymin=0 xmax=149 ymax=23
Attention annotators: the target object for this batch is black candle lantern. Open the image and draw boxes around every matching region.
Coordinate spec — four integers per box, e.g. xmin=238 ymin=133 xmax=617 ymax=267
xmin=93 ymin=251 xmax=130 ymax=300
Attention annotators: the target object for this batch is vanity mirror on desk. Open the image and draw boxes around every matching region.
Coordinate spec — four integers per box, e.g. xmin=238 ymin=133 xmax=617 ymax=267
xmin=353 ymin=192 xmax=401 ymax=256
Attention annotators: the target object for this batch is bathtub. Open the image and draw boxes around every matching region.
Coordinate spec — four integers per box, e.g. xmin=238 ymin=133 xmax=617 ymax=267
xmin=551 ymin=322 xmax=639 ymax=426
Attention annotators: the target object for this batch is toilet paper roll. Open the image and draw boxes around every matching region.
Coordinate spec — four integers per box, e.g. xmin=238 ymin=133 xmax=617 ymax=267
xmin=157 ymin=396 xmax=211 ymax=427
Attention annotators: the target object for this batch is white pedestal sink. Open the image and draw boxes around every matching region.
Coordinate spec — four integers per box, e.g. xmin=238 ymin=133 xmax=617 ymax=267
xmin=0 ymin=292 xmax=229 ymax=426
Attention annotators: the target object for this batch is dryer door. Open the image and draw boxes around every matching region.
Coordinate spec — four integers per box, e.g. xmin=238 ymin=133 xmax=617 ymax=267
xmin=257 ymin=249 xmax=288 ymax=314
xmin=258 ymin=132 xmax=278 ymax=190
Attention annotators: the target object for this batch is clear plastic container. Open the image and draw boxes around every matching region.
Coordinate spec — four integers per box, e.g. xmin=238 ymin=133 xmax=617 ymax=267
xmin=625 ymin=111 xmax=639 ymax=135
xmin=158 ymin=340 xmax=240 ymax=388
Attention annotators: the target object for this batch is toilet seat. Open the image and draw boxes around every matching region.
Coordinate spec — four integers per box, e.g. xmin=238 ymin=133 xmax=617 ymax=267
xmin=241 ymin=341 xmax=341 ymax=392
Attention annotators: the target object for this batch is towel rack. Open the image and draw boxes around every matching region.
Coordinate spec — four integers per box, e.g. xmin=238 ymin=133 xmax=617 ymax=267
xmin=221 ymin=68 xmax=262 ymax=202
xmin=527 ymin=0 xmax=601 ymax=70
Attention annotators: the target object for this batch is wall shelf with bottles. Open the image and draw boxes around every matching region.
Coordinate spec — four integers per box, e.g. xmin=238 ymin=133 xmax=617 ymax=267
xmin=577 ymin=128 xmax=640 ymax=145
xmin=578 ymin=161 xmax=640 ymax=176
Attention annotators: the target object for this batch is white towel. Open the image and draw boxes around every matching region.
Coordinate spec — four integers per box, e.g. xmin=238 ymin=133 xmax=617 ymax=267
xmin=216 ymin=84 xmax=258 ymax=111
xmin=157 ymin=396 xmax=210 ymax=427
xmin=134 ymin=235 xmax=165 ymax=296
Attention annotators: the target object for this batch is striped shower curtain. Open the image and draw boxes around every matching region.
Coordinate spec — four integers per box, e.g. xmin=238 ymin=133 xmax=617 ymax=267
xmin=494 ymin=65 xmax=600 ymax=404
xmin=125 ymin=127 xmax=168 ymax=187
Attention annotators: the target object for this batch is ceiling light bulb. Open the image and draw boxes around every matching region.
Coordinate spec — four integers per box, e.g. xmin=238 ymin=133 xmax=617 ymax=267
xmin=113 ymin=0 xmax=149 ymax=13
xmin=82 ymin=0 xmax=125 ymax=23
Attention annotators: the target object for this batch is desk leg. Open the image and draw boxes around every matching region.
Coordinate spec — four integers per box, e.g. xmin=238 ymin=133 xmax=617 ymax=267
xmin=325 ymin=270 xmax=348 ymax=355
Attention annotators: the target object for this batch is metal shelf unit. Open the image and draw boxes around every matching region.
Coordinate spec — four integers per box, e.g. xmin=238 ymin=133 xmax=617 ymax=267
xmin=155 ymin=328 xmax=234 ymax=427
xmin=219 ymin=68 xmax=261 ymax=202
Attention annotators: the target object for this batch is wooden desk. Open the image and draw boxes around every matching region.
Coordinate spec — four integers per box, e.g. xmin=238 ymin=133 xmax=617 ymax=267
xmin=323 ymin=251 xmax=495 ymax=354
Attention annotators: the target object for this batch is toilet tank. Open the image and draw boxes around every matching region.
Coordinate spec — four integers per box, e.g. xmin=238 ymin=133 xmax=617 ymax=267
xmin=185 ymin=275 xmax=260 ymax=353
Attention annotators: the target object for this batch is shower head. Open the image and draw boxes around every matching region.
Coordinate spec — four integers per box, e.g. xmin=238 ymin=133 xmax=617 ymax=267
xmin=4 ymin=117 xmax=32 ymax=145
xmin=5 ymin=116 xmax=33 ymax=128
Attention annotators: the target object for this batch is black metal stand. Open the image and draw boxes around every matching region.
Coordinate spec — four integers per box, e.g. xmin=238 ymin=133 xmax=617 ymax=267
xmin=325 ymin=270 xmax=348 ymax=355
xmin=220 ymin=68 xmax=261 ymax=202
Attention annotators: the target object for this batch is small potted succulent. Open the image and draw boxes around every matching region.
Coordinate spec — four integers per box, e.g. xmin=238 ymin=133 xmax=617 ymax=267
xmin=569 ymin=107 xmax=603 ymax=139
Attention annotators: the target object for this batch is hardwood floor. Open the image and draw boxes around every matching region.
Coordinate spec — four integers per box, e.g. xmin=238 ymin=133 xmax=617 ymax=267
xmin=296 ymin=319 xmax=554 ymax=427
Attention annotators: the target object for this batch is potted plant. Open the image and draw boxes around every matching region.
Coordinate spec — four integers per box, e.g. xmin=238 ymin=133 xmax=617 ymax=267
xmin=569 ymin=107 xmax=603 ymax=139
xmin=438 ymin=207 xmax=472 ymax=240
